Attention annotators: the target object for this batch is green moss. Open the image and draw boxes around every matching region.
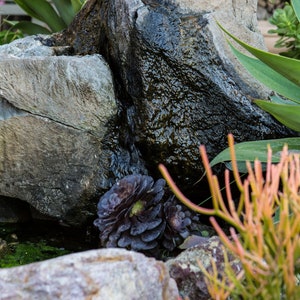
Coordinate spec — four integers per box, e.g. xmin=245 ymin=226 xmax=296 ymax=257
xmin=0 ymin=241 xmax=70 ymax=268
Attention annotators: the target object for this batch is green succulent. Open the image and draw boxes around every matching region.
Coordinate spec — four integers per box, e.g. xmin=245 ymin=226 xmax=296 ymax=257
xmin=268 ymin=1 xmax=300 ymax=59
xmin=212 ymin=0 xmax=300 ymax=172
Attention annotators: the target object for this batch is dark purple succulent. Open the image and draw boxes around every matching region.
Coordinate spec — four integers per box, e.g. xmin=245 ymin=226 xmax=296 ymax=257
xmin=94 ymin=174 xmax=166 ymax=252
xmin=163 ymin=196 xmax=200 ymax=251
xmin=94 ymin=174 xmax=205 ymax=256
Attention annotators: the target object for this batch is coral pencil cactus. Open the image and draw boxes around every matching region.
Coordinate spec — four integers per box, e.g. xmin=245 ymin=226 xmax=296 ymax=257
xmin=159 ymin=133 xmax=300 ymax=299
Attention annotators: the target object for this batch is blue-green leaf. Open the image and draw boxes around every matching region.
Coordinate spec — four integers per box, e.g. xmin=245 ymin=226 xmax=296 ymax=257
xmin=291 ymin=0 xmax=300 ymax=22
xmin=14 ymin=0 xmax=66 ymax=32
xmin=218 ymin=22 xmax=300 ymax=86
xmin=11 ymin=21 xmax=51 ymax=35
xmin=254 ymin=100 xmax=300 ymax=132
xmin=210 ymin=137 xmax=300 ymax=169
xmin=228 ymin=42 xmax=300 ymax=104
xmin=52 ymin=0 xmax=75 ymax=26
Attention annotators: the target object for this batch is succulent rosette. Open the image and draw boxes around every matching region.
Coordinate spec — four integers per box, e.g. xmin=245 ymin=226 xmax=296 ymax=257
xmin=94 ymin=174 xmax=166 ymax=252
xmin=163 ymin=196 xmax=201 ymax=251
xmin=94 ymin=174 xmax=204 ymax=256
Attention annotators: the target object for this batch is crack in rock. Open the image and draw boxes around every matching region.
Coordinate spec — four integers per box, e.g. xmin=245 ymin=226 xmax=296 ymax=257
xmin=0 ymin=97 xmax=28 ymax=121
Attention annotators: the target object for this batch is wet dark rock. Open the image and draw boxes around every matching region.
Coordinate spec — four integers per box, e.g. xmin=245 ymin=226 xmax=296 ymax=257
xmin=56 ymin=0 xmax=296 ymax=189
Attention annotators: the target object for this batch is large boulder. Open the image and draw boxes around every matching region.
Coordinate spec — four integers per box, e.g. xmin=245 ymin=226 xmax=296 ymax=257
xmin=57 ymin=0 xmax=295 ymax=188
xmin=0 ymin=0 xmax=296 ymax=226
xmin=0 ymin=248 xmax=179 ymax=299
xmin=0 ymin=36 xmax=118 ymax=226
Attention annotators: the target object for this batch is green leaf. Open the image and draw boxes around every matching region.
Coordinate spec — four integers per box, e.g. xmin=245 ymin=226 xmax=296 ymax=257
xmin=13 ymin=0 xmax=42 ymax=21
xmin=14 ymin=0 xmax=66 ymax=32
xmin=71 ymin=0 xmax=85 ymax=13
xmin=269 ymin=94 xmax=297 ymax=105
xmin=210 ymin=137 xmax=300 ymax=169
xmin=291 ymin=0 xmax=300 ymax=22
xmin=254 ymin=100 xmax=300 ymax=132
xmin=0 ymin=30 xmax=23 ymax=45
xmin=228 ymin=42 xmax=300 ymax=104
xmin=11 ymin=21 xmax=51 ymax=35
xmin=218 ymin=22 xmax=300 ymax=86
xmin=52 ymin=0 xmax=75 ymax=26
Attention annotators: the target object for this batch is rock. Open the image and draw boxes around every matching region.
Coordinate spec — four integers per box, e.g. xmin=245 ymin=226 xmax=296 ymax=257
xmin=0 ymin=35 xmax=56 ymax=57
xmin=0 ymin=248 xmax=179 ymax=300
xmin=56 ymin=0 xmax=295 ymax=188
xmin=0 ymin=39 xmax=118 ymax=226
xmin=257 ymin=0 xmax=285 ymax=20
xmin=0 ymin=238 xmax=9 ymax=259
xmin=0 ymin=0 xmax=296 ymax=226
xmin=166 ymin=235 xmax=240 ymax=300
xmin=0 ymin=197 xmax=31 ymax=223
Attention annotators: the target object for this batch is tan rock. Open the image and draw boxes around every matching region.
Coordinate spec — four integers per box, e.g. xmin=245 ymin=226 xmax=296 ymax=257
xmin=0 ymin=48 xmax=117 ymax=225
xmin=0 ymin=248 xmax=179 ymax=300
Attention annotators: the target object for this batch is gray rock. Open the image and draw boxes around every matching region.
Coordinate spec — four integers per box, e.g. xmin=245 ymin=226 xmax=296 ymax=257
xmin=0 ymin=248 xmax=179 ymax=300
xmin=0 ymin=47 xmax=117 ymax=225
xmin=0 ymin=35 xmax=56 ymax=57
xmin=0 ymin=197 xmax=31 ymax=223
xmin=0 ymin=55 xmax=116 ymax=136
xmin=166 ymin=235 xmax=241 ymax=300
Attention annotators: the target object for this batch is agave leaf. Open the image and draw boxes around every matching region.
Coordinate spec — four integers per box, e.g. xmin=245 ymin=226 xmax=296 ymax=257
xmin=52 ymin=0 xmax=75 ymax=26
xmin=14 ymin=0 xmax=41 ymax=21
xmin=210 ymin=137 xmax=300 ymax=168
xmin=254 ymin=100 xmax=300 ymax=132
xmin=291 ymin=0 xmax=300 ymax=22
xmin=14 ymin=0 xmax=66 ymax=32
xmin=71 ymin=0 xmax=85 ymax=13
xmin=11 ymin=21 xmax=51 ymax=35
xmin=228 ymin=42 xmax=300 ymax=104
xmin=218 ymin=22 xmax=300 ymax=86
xmin=270 ymin=94 xmax=297 ymax=105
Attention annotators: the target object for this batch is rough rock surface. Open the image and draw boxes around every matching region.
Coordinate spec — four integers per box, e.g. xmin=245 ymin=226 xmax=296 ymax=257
xmin=0 ymin=0 xmax=297 ymax=226
xmin=56 ymin=0 xmax=296 ymax=188
xmin=0 ymin=248 xmax=179 ymax=300
xmin=166 ymin=235 xmax=240 ymax=300
xmin=0 ymin=36 xmax=118 ymax=225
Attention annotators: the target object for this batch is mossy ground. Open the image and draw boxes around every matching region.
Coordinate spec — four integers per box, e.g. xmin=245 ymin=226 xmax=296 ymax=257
xmin=0 ymin=220 xmax=98 ymax=268
xmin=0 ymin=241 xmax=70 ymax=268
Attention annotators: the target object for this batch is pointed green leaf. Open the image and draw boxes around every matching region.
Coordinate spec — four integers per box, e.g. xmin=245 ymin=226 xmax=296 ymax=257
xmin=71 ymin=0 xmax=85 ymax=13
xmin=228 ymin=42 xmax=300 ymax=104
xmin=13 ymin=0 xmax=41 ymax=21
xmin=218 ymin=22 xmax=300 ymax=86
xmin=254 ymin=100 xmax=300 ymax=132
xmin=210 ymin=137 xmax=300 ymax=168
xmin=11 ymin=21 xmax=51 ymax=35
xmin=270 ymin=94 xmax=297 ymax=105
xmin=14 ymin=0 xmax=66 ymax=32
xmin=291 ymin=0 xmax=300 ymax=22
xmin=52 ymin=0 xmax=75 ymax=26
